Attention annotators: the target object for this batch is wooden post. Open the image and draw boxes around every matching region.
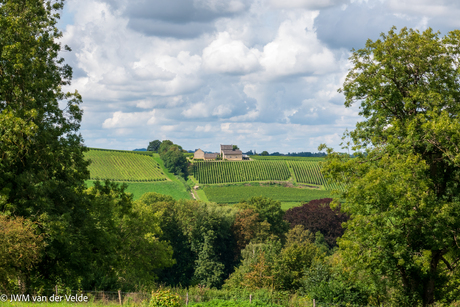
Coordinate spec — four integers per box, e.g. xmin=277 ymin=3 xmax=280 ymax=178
xmin=118 ymin=290 xmax=122 ymax=305
xmin=250 ymin=294 xmax=252 ymax=303
xmin=55 ymin=285 xmax=58 ymax=296
xmin=313 ymin=298 xmax=316 ymax=307
xmin=186 ymin=293 xmax=189 ymax=306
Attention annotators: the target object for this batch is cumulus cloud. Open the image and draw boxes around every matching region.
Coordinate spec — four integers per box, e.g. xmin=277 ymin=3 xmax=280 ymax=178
xmin=202 ymin=32 xmax=261 ymax=74
xmin=259 ymin=11 xmax=336 ymax=78
xmin=59 ymin=0 xmax=460 ymax=153
xmin=102 ymin=110 xmax=156 ymax=128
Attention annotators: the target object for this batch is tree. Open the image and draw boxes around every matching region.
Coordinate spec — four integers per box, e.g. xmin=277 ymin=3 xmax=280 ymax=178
xmin=261 ymin=151 xmax=269 ymax=156
xmin=138 ymin=194 xmax=238 ymax=288
xmin=136 ymin=193 xmax=195 ymax=287
xmin=147 ymin=140 xmax=162 ymax=152
xmin=0 ymin=0 xmax=92 ymax=289
xmin=236 ymin=197 xmax=289 ymax=242
xmin=283 ymin=198 xmax=349 ymax=248
xmin=225 ymin=226 xmax=320 ymax=291
xmin=232 ymin=145 xmax=239 ymax=150
xmin=231 ymin=209 xmax=271 ymax=258
xmin=320 ymin=27 xmax=460 ymax=306
xmin=158 ymin=140 xmax=188 ymax=179
xmin=0 ymin=215 xmax=44 ymax=292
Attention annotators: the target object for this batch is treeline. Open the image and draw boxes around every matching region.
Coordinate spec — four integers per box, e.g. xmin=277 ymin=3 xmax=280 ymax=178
xmin=245 ymin=150 xmax=326 ymax=157
xmin=1 ymin=183 xmax=349 ymax=297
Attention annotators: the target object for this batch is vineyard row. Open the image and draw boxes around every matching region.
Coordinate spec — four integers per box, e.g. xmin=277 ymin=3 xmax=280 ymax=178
xmin=192 ymin=161 xmax=345 ymax=191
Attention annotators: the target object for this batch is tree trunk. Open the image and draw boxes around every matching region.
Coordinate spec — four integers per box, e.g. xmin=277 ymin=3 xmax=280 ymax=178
xmin=422 ymin=251 xmax=442 ymax=306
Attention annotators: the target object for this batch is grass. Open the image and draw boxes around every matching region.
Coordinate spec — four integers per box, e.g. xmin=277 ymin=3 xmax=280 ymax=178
xmin=85 ymin=180 xmax=191 ymax=201
xmin=195 ymin=189 xmax=209 ymax=202
xmin=5 ymin=303 xmax=123 ymax=307
xmin=204 ymin=186 xmax=331 ymax=204
xmin=281 ymin=202 xmax=304 ymax=210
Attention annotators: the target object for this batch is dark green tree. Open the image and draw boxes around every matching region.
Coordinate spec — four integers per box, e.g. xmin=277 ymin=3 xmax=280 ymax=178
xmin=261 ymin=151 xmax=269 ymax=156
xmin=147 ymin=140 xmax=162 ymax=152
xmin=159 ymin=140 xmax=188 ymax=179
xmin=138 ymin=194 xmax=238 ymax=288
xmin=320 ymin=27 xmax=460 ymax=306
xmin=0 ymin=0 xmax=93 ymax=289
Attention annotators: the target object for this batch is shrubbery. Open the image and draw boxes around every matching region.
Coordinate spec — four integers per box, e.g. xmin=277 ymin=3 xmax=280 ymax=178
xmin=283 ymin=198 xmax=348 ymax=247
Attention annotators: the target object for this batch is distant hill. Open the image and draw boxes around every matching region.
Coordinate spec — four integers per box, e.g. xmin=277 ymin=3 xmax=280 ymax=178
xmin=133 ymin=148 xmax=147 ymax=151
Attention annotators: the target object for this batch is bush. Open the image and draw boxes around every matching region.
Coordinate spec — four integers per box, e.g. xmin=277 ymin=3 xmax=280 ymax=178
xmin=283 ymin=198 xmax=348 ymax=247
xmin=149 ymin=289 xmax=181 ymax=307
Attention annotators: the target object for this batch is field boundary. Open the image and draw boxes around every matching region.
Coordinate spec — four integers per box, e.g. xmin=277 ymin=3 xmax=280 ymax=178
xmin=88 ymin=147 xmax=155 ymax=156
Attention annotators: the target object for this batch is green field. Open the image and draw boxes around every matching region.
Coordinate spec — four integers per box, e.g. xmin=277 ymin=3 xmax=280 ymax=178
xmin=193 ymin=161 xmax=290 ymax=184
xmin=85 ymin=149 xmax=168 ymax=182
xmin=204 ymin=186 xmax=331 ymax=204
xmin=84 ymin=149 xmax=191 ymax=200
xmin=85 ymin=180 xmax=191 ymax=201
xmin=83 ymin=148 xmax=340 ymax=205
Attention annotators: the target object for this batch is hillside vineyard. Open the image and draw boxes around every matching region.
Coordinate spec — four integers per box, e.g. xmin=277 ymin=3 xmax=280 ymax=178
xmin=193 ymin=160 xmax=344 ymax=190
xmin=85 ymin=150 xmax=168 ymax=182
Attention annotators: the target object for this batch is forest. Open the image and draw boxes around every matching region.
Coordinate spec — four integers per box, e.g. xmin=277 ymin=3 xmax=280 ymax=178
xmin=2 ymin=0 xmax=460 ymax=306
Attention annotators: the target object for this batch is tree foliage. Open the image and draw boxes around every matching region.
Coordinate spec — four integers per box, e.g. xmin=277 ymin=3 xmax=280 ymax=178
xmin=159 ymin=140 xmax=189 ymax=179
xmin=0 ymin=0 xmax=95 ymax=289
xmin=225 ymin=226 xmax=320 ymax=291
xmin=236 ymin=197 xmax=289 ymax=242
xmin=147 ymin=140 xmax=162 ymax=152
xmin=320 ymin=27 xmax=460 ymax=306
xmin=0 ymin=215 xmax=44 ymax=292
xmin=283 ymin=198 xmax=348 ymax=248
xmin=138 ymin=193 xmax=238 ymax=288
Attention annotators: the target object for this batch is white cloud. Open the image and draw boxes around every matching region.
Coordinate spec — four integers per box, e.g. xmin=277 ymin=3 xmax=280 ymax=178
xmin=269 ymin=0 xmax=347 ymax=9
xmin=259 ymin=11 xmax=337 ymax=78
xmin=182 ymin=102 xmax=210 ymax=118
xmin=58 ymin=0 xmax=460 ymax=153
xmin=202 ymin=32 xmax=261 ymax=74
xmin=102 ymin=110 xmax=156 ymax=128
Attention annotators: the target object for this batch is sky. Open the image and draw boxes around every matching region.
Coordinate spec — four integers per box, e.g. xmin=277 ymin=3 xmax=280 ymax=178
xmin=57 ymin=0 xmax=460 ymax=153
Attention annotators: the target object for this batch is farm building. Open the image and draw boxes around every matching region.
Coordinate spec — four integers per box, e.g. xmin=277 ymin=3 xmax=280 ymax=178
xmin=220 ymin=144 xmax=242 ymax=161
xmin=194 ymin=149 xmax=218 ymax=160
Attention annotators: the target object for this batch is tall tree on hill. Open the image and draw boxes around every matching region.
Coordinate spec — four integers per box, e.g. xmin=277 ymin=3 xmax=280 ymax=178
xmin=159 ymin=140 xmax=188 ymax=179
xmin=320 ymin=27 xmax=460 ymax=305
xmin=147 ymin=140 xmax=162 ymax=152
xmin=0 ymin=0 xmax=93 ymax=289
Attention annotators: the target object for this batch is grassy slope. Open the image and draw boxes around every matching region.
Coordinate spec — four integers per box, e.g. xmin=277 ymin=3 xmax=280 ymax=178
xmin=85 ymin=152 xmax=191 ymax=201
xmin=204 ymin=185 xmax=331 ymax=204
xmin=84 ymin=149 xmax=331 ymax=206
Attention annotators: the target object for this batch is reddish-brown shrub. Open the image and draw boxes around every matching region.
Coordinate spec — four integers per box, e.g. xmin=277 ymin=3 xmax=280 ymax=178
xmin=283 ymin=198 xmax=349 ymax=247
